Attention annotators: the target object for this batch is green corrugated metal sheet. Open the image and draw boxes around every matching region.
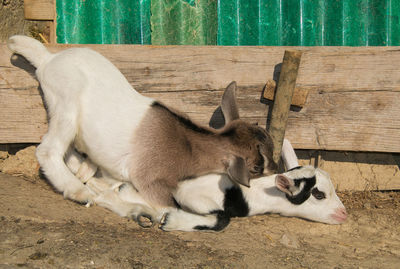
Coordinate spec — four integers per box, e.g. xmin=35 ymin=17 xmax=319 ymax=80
xmin=217 ymin=0 xmax=400 ymax=46
xmin=151 ymin=0 xmax=217 ymax=45
xmin=57 ymin=0 xmax=400 ymax=46
xmin=57 ymin=0 xmax=151 ymax=44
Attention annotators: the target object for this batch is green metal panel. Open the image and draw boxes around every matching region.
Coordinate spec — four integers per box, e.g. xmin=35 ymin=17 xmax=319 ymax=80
xmin=217 ymin=0 xmax=400 ymax=46
xmin=259 ymin=0 xmax=283 ymax=46
xmin=217 ymin=0 xmax=261 ymax=46
xmin=324 ymin=0 xmax=344 ymax=46
xmin=387 ymin=0 xmax=400 ymax=45
xmin=57 ymin=0 xmax=151 ymax=44
xmin=56 ymin=0 xmax=400 ymax=46
xmin=151 ymin=0 xmax=217 ymax=45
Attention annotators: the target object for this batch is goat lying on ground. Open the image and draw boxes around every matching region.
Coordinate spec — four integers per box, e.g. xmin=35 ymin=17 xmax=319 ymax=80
xmin=66 ymin=139 xmax=347 ymax=231
xmin=8 ymin=35 xmax=277 ymax=209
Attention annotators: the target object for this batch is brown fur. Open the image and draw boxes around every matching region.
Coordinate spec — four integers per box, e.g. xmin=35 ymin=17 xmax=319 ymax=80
xmin=129 ymin=101 xmax=277 ymax=207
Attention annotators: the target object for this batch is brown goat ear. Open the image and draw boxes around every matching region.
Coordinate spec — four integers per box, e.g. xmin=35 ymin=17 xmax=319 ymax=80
xmin=221 ymin=81 xmax=240 ymax=123
xmin=227 ymin=156 xmax=250 ymax=187
xmin=275 ymin=174 xmax=295 ymax=196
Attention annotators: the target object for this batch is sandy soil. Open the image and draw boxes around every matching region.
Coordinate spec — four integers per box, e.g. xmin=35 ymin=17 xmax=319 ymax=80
xmin=1 ymin=2 xmax=399 ymax=267
xmin=1 ymin=173 xmax=399 ymax=268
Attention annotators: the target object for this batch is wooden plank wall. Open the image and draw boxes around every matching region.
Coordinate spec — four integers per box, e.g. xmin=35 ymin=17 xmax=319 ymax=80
xmin=24 ymin=0 xmax=56 ymax=43
xmin=1 ymin=44 xmax=400 ymax=153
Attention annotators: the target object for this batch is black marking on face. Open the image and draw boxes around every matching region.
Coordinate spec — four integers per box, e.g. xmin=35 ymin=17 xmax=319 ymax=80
xmin=194 ymin=210 xmax=231 ymax=231
xmin=286 ymin=176 xmax=316 ymax=205
xmin=288 ymin=166 xmax=303 ymax=172
xmin=152 ymin=101 xmax=213 ymax=135
xmin=311 ymin=187 xmax=326 ymax=200
xmin=224 ymin=186 xmax=249 ymax=217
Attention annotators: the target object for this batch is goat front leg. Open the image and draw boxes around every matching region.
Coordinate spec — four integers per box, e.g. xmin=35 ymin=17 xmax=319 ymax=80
xmin=76 ymin=158 xmax=97 ymax=184
xmin=161 ymin=210 xmax=230 ymax=232
xmin=65 ymin=152 xmax=163 ymax=227
xmin=65 ymin=148 xmax=98 ymax=184
xmin=82 ymin=176 xmax=164 ymax=228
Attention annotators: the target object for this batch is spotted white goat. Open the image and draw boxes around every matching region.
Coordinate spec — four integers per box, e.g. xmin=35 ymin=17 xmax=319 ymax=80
xmin=8 ymin=35 xmax=276 ymax=209
xmin=67 ymin=139 xmax=347 ymax=232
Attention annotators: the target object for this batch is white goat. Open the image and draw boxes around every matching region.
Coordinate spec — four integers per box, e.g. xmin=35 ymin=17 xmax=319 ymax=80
xmin=8 ymin=35 xmax=277 ymax=209
xmin=67 ymin=139 xmax=347 ymax=231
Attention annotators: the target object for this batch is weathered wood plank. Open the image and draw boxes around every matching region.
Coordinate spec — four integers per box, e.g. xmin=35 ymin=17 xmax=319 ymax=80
xmin=1 ymin=44 xmax=400 ymax=153
xmin=263 ymin=80 xmax=309 ymax=107
xmin=24 ymin=0 xmax=55 ymax=20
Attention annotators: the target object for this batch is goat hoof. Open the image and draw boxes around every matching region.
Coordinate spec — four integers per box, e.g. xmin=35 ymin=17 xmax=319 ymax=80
xmin=85 ymin=201 xmax=94 ymax=208
xmin=159 ymin=213 xmax=170 ymax=231
xmin=137 ymin=214 xmax=154 ymax=228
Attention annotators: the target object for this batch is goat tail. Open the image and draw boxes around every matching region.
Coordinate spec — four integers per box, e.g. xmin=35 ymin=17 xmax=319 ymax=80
xmin=7 ymin=35 xmax=52 ymax=68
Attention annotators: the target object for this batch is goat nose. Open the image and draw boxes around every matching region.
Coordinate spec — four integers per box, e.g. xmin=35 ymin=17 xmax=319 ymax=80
xmin=334 ymin=207 xmax=348 ymax=222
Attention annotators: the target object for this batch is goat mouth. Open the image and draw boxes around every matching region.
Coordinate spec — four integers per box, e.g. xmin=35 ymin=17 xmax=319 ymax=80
xmin=330 ymin=213 xmax=347 ymax=223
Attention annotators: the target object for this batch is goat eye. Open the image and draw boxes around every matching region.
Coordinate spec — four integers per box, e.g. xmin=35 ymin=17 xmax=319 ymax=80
xmin=312 ymin=188 xmax=326 ymax=200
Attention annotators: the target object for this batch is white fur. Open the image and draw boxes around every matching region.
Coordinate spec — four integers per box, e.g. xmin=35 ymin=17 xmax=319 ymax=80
xmin=161 ymin=210 xmax=219 ymax=232
xmin=244 ymin=167 xmax=346 ymax=224
xmin=8 ymin=35 xmax=154 ymax=202
xmin=281 ymin=138 xmax=300 ymax=169
xmin=67 ymin=141 xmax=346 ymax=232
xmin=8 ymin=36 xmax=346 ymax=232
xmin=79 ymin=165 xmax=346 ymax=232
xmin=9 ymin=36 xmax=275 ymax=208
xmin=175 ymin=166 xmax=346 ymax=226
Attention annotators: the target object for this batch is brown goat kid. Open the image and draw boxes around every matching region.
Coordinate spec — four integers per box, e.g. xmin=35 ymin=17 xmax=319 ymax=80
xmin=8 ymin=35 xmax=277 ymax=209
xmin=130 ymin=82 xmax=277 ymax=207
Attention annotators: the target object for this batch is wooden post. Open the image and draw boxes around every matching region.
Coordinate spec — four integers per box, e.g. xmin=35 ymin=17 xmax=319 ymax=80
xmin=24 ymin=0 xmax=56 ymax=43
xmin=269 ymin=50 xmax=302 ymax=164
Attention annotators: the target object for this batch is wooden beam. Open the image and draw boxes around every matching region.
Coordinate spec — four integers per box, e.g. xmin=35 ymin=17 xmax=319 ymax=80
xmin=263 ymin=80 xmax=309 ymax=108
xmin=1 ymin=44 xmax=400 ymax=153
xmin=268 ymin=50 xmax=302 ymax=163
xmin=24 ymin=0 xmax=56 ymax=43
xmin=24 ymin=0 xmax=55 ymax=20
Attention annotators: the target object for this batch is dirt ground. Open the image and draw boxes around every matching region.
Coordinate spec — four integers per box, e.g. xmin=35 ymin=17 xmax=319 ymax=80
xmin=1 ymin=2 xmax=400 ymax=268
xmin=0 ymin=172 xmax=399 ymax=269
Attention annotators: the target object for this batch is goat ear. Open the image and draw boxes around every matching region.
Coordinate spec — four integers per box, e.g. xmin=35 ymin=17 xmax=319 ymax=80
xmin=227 ymin=156 xmax=250 ymax=187
xmin=221 ymin=81 xmax=240 ymax=123
xmin=275 ymin=174 xmax=296 ymax=196
xmin=281 ymin=139 xmax=300 ymax=170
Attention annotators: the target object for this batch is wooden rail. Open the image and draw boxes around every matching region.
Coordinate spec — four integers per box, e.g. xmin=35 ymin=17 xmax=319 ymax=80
xmin=24 ymin=0 xmax=56 ymax=43
xmin=1 ymin=44 xmax=400 ymax=153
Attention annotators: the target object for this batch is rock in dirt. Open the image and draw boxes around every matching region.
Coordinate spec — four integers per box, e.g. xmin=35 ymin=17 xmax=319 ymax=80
xmin=0 ymin=146 xmax=39 ymax=179
xmin=0 ymin=151 xmax=8 ymax=160
xmin=279 ymin=233 xmax=300 ymax=249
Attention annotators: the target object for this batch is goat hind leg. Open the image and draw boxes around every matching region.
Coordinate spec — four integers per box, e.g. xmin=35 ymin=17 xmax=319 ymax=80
xmin=36 ymin=114 xmax=94 ymax=203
